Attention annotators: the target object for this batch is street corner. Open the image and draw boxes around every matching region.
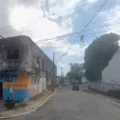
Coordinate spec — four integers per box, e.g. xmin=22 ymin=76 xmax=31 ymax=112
xmin=0 ymin=86 xmax=61 ymax=119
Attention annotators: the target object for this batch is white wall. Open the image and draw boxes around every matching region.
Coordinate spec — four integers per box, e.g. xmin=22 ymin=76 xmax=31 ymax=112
xmin=90 ymin=49 xmax=120 ymax=93
xmin=90 ymin=81 xmax=102 ymax=91
xmin=102 ymin=48 xmax=120 ymax=85
xmin=81 ymin=76 xmax=89 ymax=83
xmin=30 ymin=74 xmax=47 ymax=98
xmin=82 ymin=48 xmax=120 ymax=93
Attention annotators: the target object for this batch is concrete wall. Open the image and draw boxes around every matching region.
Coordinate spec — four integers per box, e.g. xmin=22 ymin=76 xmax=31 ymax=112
xmin=81 ymin=78 xmax=120 ymax=93
xmin=30 ymin=72 xmax=46 ymax=97
xmin=3 ymin=73 xmax=47 ymax=101
xmin=0 ymin=35 xmax=56 ymax=100
xmin=0 ymin=35 xmax=56 ymax=73
xmin=3 ymin=74 xmax=31 ymax=100
xmin=82 ymin=76 xmax=89 ymax=83
xmin=89 ymin=82 xmax=120 ymax=93
xmin=30 ymin=78 xmax=46 ymax=97
xmin=87 ymin=48 xmax=120 ymax=93
xmin=81 ymin=48 xmax=120 ymax=93
xmin=0 ymin=35 xmax=56 ymax=84
xmin=102 ymin=48 xmax=120 ymax=85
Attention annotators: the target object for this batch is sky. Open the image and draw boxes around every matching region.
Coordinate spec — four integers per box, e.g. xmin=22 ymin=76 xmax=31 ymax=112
xmin=0 ymin=0 xmax=120 ymax=75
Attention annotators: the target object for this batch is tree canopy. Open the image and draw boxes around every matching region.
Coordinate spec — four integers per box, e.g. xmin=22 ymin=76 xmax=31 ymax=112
xmin=84 ymin=33 xmax=120 ymax=81
xmin=66 ymin=63 xmax=84 ymax=83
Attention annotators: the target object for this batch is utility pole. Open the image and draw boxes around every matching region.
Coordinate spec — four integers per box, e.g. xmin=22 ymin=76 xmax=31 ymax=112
xmin=59 ymin=67 xmax=63 ymax=84
xmin=52 ymin=52 xmax=55 ymax=85
xmin=0 ymin=34 xmax=4 ymax=56
xmin=53 ymin=52 xmax=55 ymax=63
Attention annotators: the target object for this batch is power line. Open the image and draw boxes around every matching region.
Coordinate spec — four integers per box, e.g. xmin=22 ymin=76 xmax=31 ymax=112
xmin=0 ymin=18 xmax=113 ymax=45
xmin=0 ymin=0 xmax=109 ymax=34
xmin=0 ymin=6 xmax=81 ymax=33
xmin=24 ymin=20 xmax=120 ymax=44
xmin=0 ymin=0 xmax=115 ymax=37
xmin=0 ymin=0 xmax=114 ymax=47
xmin=0 ymin=1 xmax=82 ymax=33
xmin=36 ymin=31 xmax=95 ymax=44
xmin=35 ymin=31 xmax=86 ymax=44
xmin=56 ymin=0 xmax=108 ymax=64
xmin=0 ymin=34 xmax=4 ymax=39
xmin=1 ymin=18 xmax=120 ymax=40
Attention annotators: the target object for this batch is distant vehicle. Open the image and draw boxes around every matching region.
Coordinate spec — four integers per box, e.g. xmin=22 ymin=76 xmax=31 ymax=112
xmin=72 ymin=80 xmax=80 ymax=90
xmin=63 ymin=79 xmax=69 ymax=86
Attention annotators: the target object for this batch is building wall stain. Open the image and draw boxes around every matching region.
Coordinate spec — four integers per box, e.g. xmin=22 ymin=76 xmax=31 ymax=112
xmin=0 ymin=35 xmax=56 ymax=100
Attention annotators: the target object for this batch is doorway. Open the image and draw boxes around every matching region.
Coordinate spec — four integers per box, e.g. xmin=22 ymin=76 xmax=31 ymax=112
xmin=0 ymin=82 xmax=3 ymax=100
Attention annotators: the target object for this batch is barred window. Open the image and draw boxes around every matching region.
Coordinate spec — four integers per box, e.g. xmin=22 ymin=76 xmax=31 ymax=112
xmin=7 ymin=49 xmax=19 ymax=59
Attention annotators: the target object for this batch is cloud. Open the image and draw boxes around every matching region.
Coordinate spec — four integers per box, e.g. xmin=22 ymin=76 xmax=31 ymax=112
xmin=0 ymin=0 xmax=78 ymax=37
xmin=0 ymin=1 xmax=11 ymax=30
xmin=50 ymin=0 xmax=80 ymax=14
xmin=0 ymin=0 xmax=92 ymax=75
xmin=9 ymin=5 xmax=63 ymax=41
xmin=0 ymin=0 xmax=42 ymax=37
xmin=40 ymin=35 xmax=90 ymax=57
xmin=8 ymin=0 xmax=87 ymax=64
xmin=100 ymin=5 xmax=120 ymax=34
xmin=10 ymin=0 xmax=79 ymax=33
xmin=15 ymin=0 xmax=39 ymax=6
xmin=8 ymin=0 xmax=81 ymax=46
xmin=87 ymin=0 xmax=98 ymax=3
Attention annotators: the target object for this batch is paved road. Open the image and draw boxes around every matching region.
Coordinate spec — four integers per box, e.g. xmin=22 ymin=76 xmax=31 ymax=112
xmin=10 ymin=86 xmax=120 ymax=120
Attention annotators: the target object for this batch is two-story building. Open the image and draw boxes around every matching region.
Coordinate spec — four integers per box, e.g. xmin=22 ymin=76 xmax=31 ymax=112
xmin=0 ymin=35 xmax=56 ymax=101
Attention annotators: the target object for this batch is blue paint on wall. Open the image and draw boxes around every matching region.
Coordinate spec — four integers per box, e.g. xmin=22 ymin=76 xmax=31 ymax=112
xmin=3 ymin=89 xmax=31 ymax=100
xmin=0 ymin=76 xmax=17 ymax=82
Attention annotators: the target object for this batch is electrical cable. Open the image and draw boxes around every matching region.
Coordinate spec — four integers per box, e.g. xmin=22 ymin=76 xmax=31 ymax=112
xmin=56 ymin=0 xmax=108 ymax=64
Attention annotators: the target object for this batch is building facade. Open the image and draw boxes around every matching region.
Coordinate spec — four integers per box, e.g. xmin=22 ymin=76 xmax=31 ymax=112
xmin=102 ymin=48 xmax=120 ymax=85
xmin=87 ymin=48 xmax=120 ymax=93
xmin=0 ymin=35 xmax=56 ymax=100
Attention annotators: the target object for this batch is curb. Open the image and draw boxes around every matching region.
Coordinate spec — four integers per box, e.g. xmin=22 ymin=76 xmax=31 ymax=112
xmin=95 ymin=93 xmax=120 ymax=107
xmin=84 ymin=90 xmax=120 ymax=108
xmin=0 ymin=86 xmax=62 ymax=119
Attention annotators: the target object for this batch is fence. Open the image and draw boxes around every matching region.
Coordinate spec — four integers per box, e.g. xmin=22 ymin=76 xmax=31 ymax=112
xmin=81 ymin=82 xmax=120 ymax=92
xmin=90 ymin=82 xmax=120 ymax=93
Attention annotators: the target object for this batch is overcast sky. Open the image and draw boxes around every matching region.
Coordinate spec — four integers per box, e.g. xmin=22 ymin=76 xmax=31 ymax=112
xmin=0 ymin=0 xmax=120 ymax=75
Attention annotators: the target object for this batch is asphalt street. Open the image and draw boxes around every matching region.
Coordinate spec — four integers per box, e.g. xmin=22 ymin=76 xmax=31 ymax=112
xmin=9 ymin=85 xmax=120 ymax=120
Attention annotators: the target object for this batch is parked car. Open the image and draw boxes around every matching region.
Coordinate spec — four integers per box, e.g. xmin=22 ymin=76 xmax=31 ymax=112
xmin=72 ymin=84 xmax=79 ymax=90
xmin=72 ymin=80 xmax=80 ymax=90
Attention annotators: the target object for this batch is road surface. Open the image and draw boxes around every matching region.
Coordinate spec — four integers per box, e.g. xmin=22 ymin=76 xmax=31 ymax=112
xmin=10 ymin=86 xmax=120 ymax=120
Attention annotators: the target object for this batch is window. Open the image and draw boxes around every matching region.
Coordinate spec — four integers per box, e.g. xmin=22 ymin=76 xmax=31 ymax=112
xmin=37 ymin=56 xmax=40 ymax=65
xmin=7 ymin=49 xmax=19 ymax=59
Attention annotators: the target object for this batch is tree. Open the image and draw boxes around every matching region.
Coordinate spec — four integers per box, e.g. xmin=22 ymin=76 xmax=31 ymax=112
xmin=66 ymin=63 xmax=84 ymax=83
xmin=84 ymin=33 xmax=120 ymax=81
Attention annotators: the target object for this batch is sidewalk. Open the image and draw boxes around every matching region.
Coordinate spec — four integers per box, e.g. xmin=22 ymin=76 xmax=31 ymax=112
xmin=84 ymin=89 xmax=120 ymax=108
xmin=0 ymin=86 xmax=61 ymax=119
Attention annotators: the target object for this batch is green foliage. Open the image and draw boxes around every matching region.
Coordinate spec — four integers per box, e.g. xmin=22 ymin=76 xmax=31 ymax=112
xmin=84 ymin=33 xmax=120 ymax=81
xmin=66 ymin=63 xmax=84 ymax=83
